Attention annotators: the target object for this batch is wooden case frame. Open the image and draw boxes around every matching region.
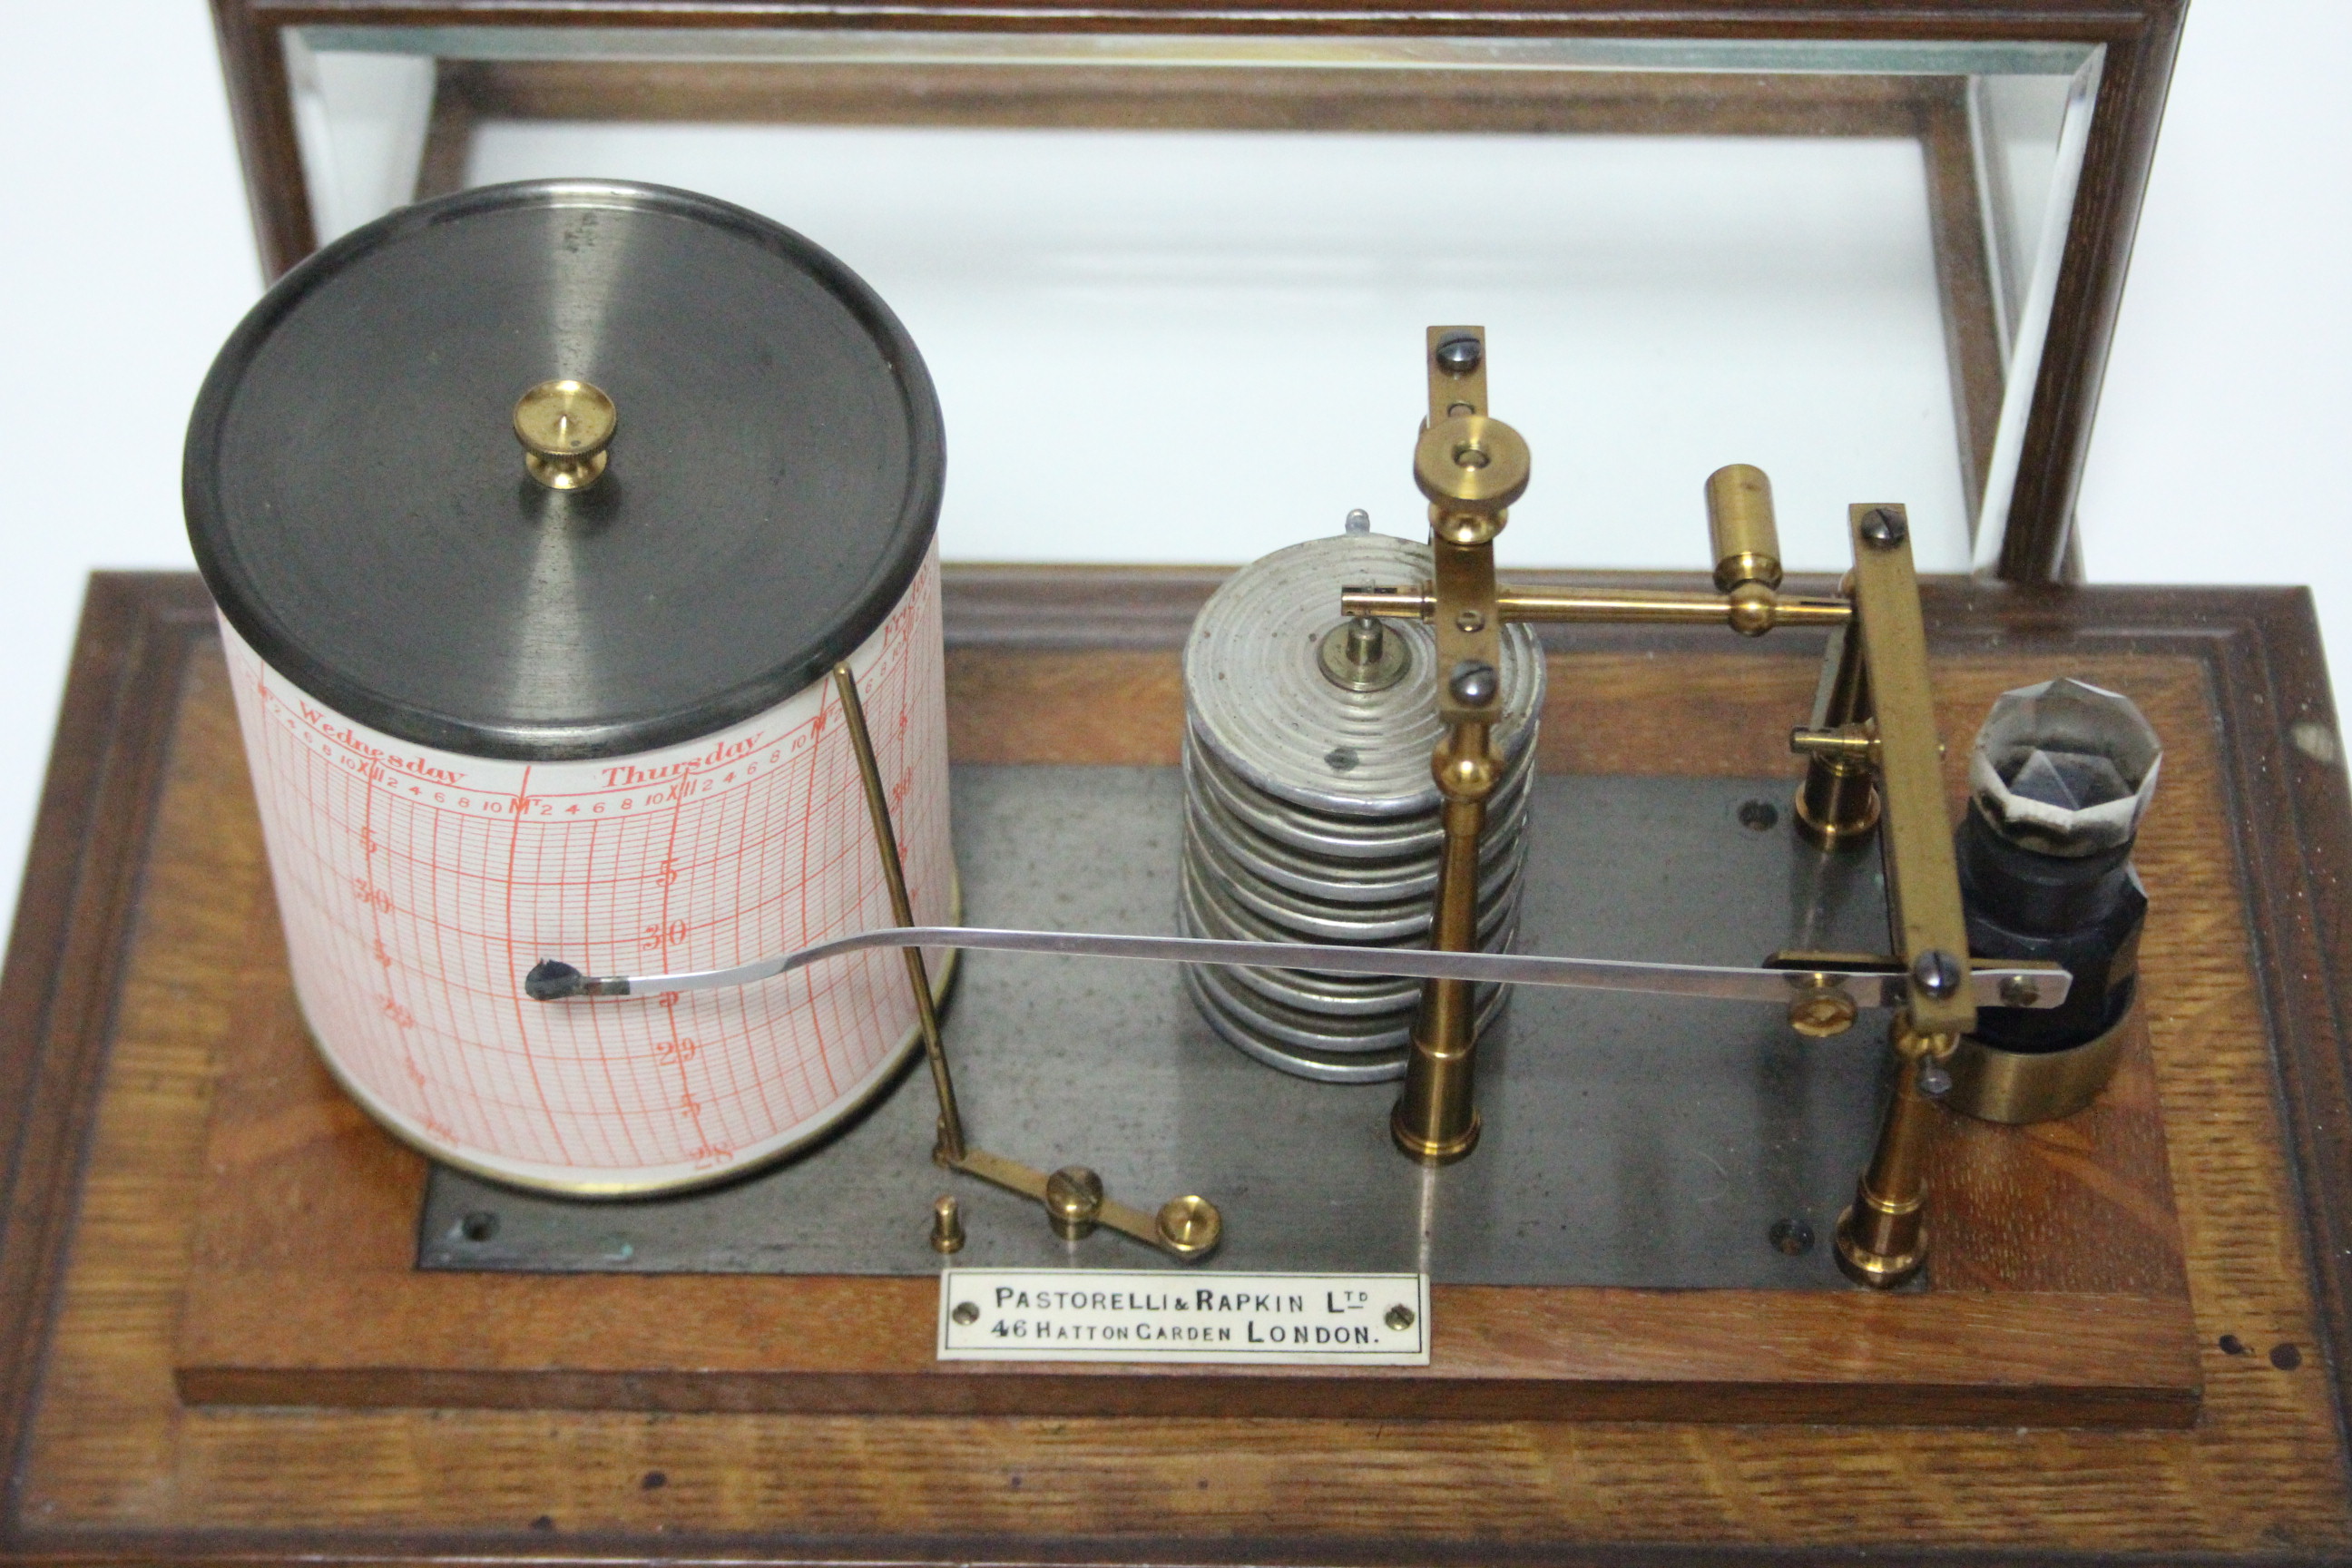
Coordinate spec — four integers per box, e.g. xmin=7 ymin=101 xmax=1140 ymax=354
xmin=205 ymin=0 xmax=2184 ymax=583
xmin=5 ymin=571 xmax=2352 ymax=1563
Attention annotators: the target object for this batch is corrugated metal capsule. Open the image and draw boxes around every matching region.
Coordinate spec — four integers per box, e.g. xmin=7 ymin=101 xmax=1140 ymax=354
xmin=183 ymin=179 xmax=955 ymax=1195
xmin=1179 ymin=532 xmax=1544 ymax=1081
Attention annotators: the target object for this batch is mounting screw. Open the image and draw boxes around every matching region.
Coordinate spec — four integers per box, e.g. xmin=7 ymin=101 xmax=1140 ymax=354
xmin=1997 ymin=973 xmax=2043 ymax=1008
xmin=1434 ymin=333 xmax=1482 ymax=375
xmin=1448 ymin=660 xmax=1498 ymax=707
xmin=1769 ymin=1218 xmax=1816 ymax=1256
xmin=951 ymin=1300 xmax=980 ymax=1326
xmin=1911 ymin=947 xmax=1965 ymax=1000
xmin=1858 ymin=506 xmax=1908 ymax=550
xmin=1385 ymin=1304 xmax=1416 ymax=1331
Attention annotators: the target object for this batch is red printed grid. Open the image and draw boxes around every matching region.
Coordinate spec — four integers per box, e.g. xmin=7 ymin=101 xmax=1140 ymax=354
xmin=222 ymin=553 xmax=953 ymax=1185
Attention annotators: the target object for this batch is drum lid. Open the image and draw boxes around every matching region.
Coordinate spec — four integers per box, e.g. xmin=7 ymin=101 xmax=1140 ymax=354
xmin=184 ymin=179 xmax=944 ymax=760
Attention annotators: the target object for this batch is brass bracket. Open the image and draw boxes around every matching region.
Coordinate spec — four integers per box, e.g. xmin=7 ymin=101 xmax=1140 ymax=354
xmin=831 ymin=662 xmax=1222 ymax=1264
xmin=948 ymin=1147 xmax=1222 ymax=1260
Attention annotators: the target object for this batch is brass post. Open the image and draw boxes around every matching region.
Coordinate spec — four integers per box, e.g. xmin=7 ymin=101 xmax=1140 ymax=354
xmin=1392 ymin=326 xmax=1525 ymax=1164
xmin=1834 ymin=1016 xmax=1954 ymax=1288
xmin=832 ymin=663 xmax=966 ymax=1166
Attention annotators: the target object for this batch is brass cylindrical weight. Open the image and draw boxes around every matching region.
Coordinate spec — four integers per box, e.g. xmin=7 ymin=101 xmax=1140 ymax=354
xmin=1705 ymin=464 xmax=1783 ymax=593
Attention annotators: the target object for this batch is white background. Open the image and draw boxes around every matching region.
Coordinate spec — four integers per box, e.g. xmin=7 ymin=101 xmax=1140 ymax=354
xmin=0 ymin=1 xmax=2346 ymax=930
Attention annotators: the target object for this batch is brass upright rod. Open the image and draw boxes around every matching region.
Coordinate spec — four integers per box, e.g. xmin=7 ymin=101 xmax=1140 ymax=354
xmin=832 ymin=662 xmax=966 ymax=1165
xmin=1392 ymin=324 xmax=1522 ymax=1164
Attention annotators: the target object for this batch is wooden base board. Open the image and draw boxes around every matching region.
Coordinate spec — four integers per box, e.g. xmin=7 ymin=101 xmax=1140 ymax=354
xmin=173 ymin=638 xmax=2201 ymax=1425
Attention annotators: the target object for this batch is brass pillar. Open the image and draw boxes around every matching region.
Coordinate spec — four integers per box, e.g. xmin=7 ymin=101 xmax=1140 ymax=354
xmin=1393 ymin=734 xmax=1494 ymax=1161
xmin=1835 ymin=1016 xmax=1954 ymax=1288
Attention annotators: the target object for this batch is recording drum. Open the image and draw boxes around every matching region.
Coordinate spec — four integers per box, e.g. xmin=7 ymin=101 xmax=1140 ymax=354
xmin=183 ymin=180 xmax=954 ymax=1195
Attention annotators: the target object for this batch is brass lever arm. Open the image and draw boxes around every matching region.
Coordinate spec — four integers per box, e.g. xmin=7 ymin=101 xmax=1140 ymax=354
xmin=1341 ymin=583 xmax=1852 ymax=632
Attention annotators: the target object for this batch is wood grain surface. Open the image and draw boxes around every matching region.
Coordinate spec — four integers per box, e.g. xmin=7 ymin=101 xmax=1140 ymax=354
xmin=4 ymin=571 xmax=2348 ymax=1563
xmin=170 ymin=638 xmax=2195 ymax=1424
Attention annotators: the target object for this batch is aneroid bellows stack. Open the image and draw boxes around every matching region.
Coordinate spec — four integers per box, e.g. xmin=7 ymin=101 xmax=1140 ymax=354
xmin=1179 ymin=528 xmax=1545 ymax=1081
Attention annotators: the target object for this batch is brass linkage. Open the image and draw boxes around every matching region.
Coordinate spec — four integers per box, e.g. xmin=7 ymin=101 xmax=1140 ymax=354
xmin=1359 ymin=340 xmax=1989 ymax=1288
xmin=830 ymin=662 xmax=1222 ymax=1262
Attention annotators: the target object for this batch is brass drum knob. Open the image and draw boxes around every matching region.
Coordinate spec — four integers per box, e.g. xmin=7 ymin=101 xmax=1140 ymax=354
xmin=1413 ymin=414 xmax=1530 ymax=515
xmin=513 ymin=378 xmax=617 ymax=491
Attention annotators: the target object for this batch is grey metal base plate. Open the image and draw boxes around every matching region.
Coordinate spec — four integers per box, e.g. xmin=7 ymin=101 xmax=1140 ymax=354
xmin=421 ymin=766 xmax=1895 ymax=1288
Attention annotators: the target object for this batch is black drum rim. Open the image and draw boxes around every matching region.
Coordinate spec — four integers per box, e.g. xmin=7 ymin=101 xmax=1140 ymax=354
xmin=184 ymin=177 xmax=945 ymax=761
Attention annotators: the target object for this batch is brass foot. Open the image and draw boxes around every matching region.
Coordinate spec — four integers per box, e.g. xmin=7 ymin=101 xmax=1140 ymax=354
xmin=1833 ymin=1200 xmax=1926 ymax=1289
xmin=1792 ymin=776 xmax=1881 ymax=849
xmin=1391 ymin=1101 xmax=1480 ymax=1164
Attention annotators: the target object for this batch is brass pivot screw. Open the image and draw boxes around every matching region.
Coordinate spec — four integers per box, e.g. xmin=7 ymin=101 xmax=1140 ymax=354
xmin=1155 ymin=1195 xmax=1223 ymax=1259
xmin=514 ymin=378 xmax=617 ymax=491
xmin=1834 ymin=1014 xmax=1956 ymax=1289
xmin=929 ymin=1195 xmax=965 ymax=1255
xmin=1044 ymin=1166 xmax=1104 ymax=1240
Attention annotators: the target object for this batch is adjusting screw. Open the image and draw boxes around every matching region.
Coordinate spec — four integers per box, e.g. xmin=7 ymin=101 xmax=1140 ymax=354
xmin=1910 ymin=947 xmax=1965 ymax=1000
xmin=1858 ymin=506 xmax=1908 ymax=550
xmin=1448 ymin=660 xmax=1498 ymax=707
xmin=1434 ymin=333 xmax=1483 ymax=375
